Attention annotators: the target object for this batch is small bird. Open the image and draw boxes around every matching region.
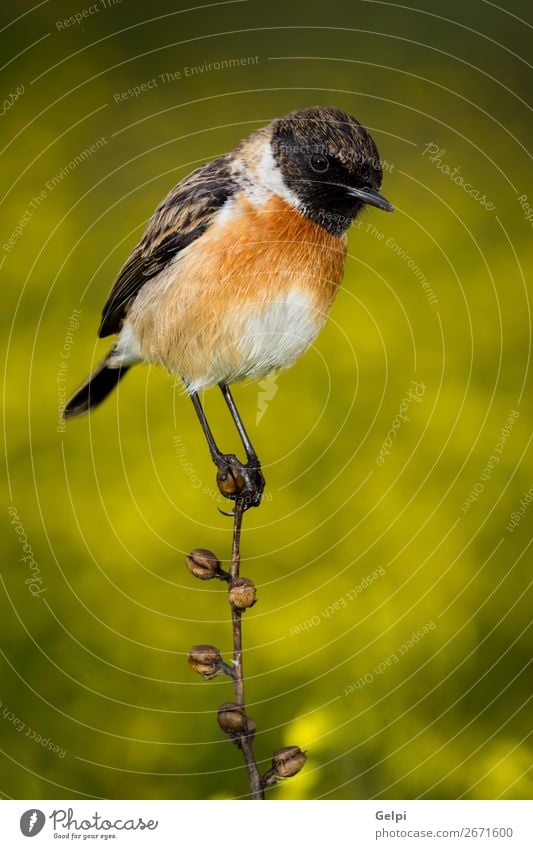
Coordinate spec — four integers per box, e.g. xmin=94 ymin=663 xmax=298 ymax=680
xmin=64 ymin=105 xmax=392 ymax=512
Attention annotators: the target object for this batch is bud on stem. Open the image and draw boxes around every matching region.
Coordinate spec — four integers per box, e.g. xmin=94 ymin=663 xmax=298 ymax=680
xmin=188 ymin=645 xmax=235 ymax=680
xmin=262 ymin=746 xmax=307 ymax=787
xmin=186 ymin=548 xmax=230 ymax=581
xmin=217 ymin=702 xmax=247 ymax=734
xmin=228 ymin=577 xmax=257 ymax=609
xmin=272 ymin=745 xmax=307 ymax=777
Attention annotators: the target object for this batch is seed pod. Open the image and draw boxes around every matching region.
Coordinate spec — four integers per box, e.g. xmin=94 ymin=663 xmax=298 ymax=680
xmin=217 ymin=702 xmax=247 ymax=734
xmin=186 ymin=548 xmax=221 ymax=580
xmin=229 ymin=577 xmax=256 ymax=610
xmin=272 ymin=745 xmax=307 ymax=778
xmin=188 ymin=644 xmax=223 ymax=679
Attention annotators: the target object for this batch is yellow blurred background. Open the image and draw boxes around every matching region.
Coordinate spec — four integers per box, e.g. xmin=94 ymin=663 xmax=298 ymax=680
xmin=1 ymin=0 xmax=531 ymax=800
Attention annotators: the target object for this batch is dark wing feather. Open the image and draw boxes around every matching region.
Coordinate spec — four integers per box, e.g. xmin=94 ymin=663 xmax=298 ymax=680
xmin=98 ymin=153 xmax=235 ymax=337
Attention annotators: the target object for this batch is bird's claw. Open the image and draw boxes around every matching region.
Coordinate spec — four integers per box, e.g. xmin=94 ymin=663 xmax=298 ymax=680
xmin=215 ymin=453 xmax=265 ymax=515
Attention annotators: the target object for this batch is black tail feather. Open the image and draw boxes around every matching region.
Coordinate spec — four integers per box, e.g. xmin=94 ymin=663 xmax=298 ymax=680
xmin=63 ymin=359 xmax=130 ymax=419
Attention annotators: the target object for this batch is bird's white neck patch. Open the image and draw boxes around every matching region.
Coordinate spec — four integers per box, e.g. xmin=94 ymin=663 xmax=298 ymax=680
xmin=243 ymin=139 xmax=303 ymax=209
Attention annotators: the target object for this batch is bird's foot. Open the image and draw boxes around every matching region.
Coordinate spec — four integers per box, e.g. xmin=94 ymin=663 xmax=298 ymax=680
xmin=215 ymin=453 xmax=265 ymax=515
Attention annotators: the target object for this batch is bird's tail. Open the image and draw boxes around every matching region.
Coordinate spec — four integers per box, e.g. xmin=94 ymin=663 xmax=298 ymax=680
xmin=63 ymin=357 xmax=130 ymax=419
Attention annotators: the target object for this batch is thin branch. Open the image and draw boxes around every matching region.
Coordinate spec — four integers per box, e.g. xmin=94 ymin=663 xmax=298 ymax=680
xmin=228 ymin=497 xmax=264 ymax=799
xmin=186 ymin=458 xmax=307 ymax=799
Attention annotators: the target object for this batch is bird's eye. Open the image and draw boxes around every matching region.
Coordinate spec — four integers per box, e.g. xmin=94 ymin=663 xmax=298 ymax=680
xmin=309 ymin=154 xmax=329 ymax=173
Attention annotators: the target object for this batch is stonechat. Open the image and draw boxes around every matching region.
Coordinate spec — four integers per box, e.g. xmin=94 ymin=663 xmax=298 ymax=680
xmin=64 ymin=105 xmax=393 ymax=512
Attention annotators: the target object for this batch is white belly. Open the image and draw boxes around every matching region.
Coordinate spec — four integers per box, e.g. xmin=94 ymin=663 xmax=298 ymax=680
xmin=235 ymin=289 xmax=322 ymax=380
xmin=112 ymin=287 xmax=323 ymax=393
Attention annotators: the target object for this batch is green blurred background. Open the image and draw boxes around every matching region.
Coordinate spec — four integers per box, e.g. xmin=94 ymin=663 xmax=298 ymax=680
xmin=1 ymin=0 xmax=532 ymax=800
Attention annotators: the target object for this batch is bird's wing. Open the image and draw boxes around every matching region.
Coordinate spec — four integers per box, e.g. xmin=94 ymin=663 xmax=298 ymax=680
xmin=98 ymin=153 xmax=235 ymax=337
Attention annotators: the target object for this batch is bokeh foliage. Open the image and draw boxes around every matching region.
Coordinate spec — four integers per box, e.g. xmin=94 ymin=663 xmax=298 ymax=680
xmin=1 ymin=0 xmax=531 ymax=800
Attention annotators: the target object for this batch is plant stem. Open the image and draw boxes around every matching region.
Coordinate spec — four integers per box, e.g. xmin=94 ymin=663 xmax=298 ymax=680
xmin=229 ymin=498 xmax=264 ymax=800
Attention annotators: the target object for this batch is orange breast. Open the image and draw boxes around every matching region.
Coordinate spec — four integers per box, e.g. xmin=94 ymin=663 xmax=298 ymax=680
xmin=194 ymin=193 xmax=347 ymax=308
xmin=130 ymin=194 xmax=347 ymax=387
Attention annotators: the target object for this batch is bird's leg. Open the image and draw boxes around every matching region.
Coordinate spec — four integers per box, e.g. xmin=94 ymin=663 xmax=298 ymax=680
xmin=219 ymin=383 xmax=265 ymax=507
xmin=189 ymin=391 xmax=264 ymax=513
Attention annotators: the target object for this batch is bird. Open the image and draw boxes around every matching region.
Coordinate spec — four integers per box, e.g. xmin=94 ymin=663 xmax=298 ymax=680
xmin=64 ymin=105 xmax=393 ymax=513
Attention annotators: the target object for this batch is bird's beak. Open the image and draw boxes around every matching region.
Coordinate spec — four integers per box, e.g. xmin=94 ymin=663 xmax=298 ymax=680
xmin=348 ymin=186 xmax=394 ymax=213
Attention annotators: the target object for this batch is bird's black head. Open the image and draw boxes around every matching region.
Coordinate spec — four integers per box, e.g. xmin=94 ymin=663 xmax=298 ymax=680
xmin=271 ymin=106 xmax=393 ymax=236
